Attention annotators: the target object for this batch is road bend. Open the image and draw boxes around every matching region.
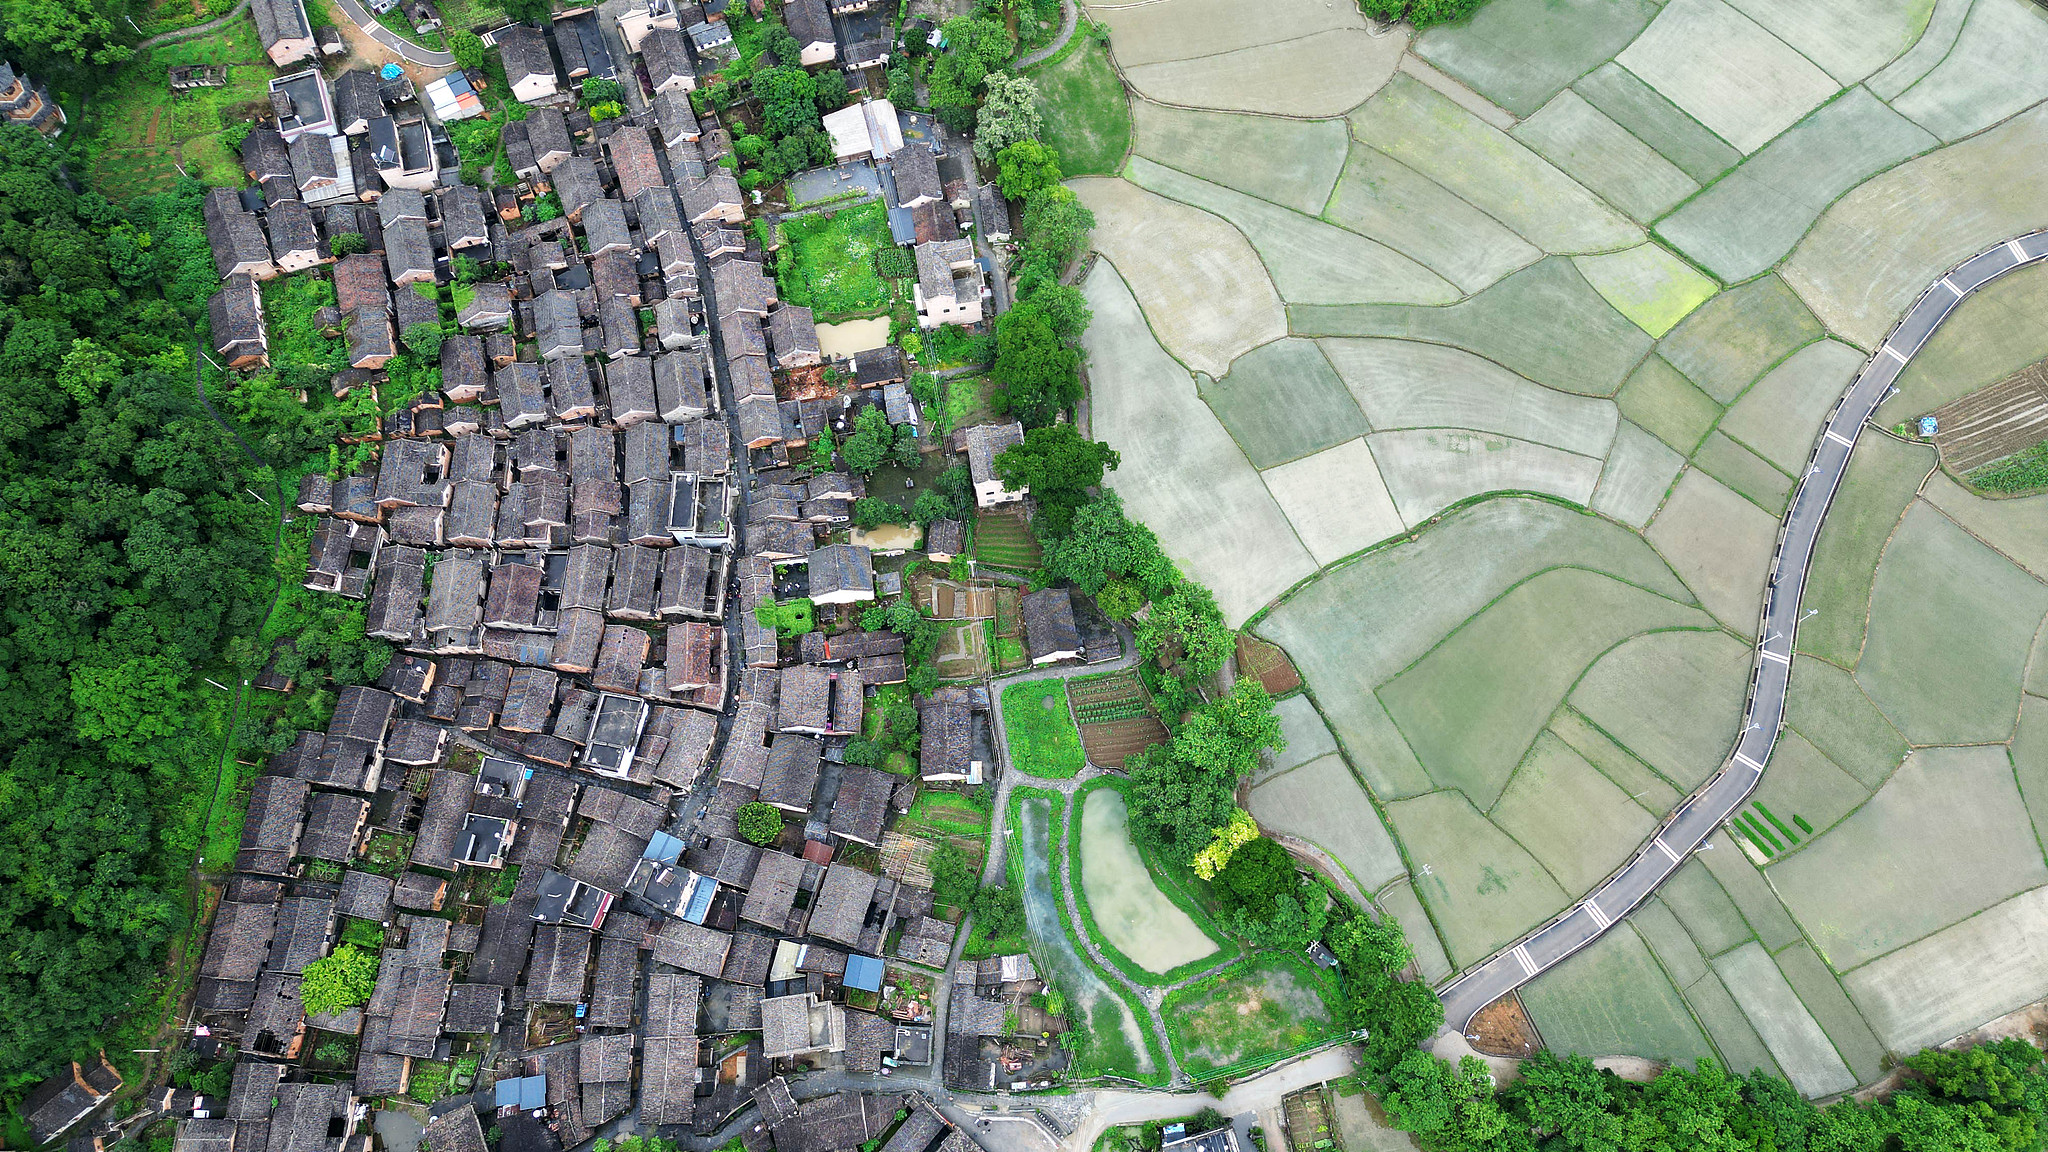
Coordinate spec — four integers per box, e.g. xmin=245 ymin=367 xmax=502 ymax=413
xmin=1435 ymin=229 xmax=2048 ymax=1033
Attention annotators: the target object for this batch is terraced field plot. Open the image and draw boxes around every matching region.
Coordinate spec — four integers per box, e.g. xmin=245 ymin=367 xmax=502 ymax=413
xmin=1072 ymin=0 xmax=2048 ymax=1090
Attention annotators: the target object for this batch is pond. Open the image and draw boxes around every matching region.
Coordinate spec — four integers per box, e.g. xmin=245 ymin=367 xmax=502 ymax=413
xmin=816 ymin=316 xmax=892 ymax=358
xmin=1079 ymin=788 xmax=1222 ymax=973
xmin=1017 ymin=798 xmax=1156 ymax=1077
xmin=851 ymin=523 xmax=923 ymax=551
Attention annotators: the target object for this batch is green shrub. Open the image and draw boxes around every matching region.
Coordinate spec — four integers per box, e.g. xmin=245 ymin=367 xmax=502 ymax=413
xmin=301 ymin=945 xmax=379 ymax=1016
xmin=1969 ymin=440 xmax=2048 ymax=493
xmin=737 ymin=802 xmax=784 ymax=845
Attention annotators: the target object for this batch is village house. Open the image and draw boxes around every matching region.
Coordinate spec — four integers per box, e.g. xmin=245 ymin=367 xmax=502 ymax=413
xmin=962 ymin=422 xmax=1026 ymax=508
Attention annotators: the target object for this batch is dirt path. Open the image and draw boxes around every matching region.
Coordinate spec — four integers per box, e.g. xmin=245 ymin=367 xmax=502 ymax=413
xmin=137 ymin=0 xmax=253 ymax=46
xmin=143 ymin=109 xmax=160 ymax=147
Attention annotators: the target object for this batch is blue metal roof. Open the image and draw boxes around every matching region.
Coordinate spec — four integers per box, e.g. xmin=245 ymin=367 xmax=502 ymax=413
xmin=494 ymin=1079 xmax=519 ymax=1108
xmin=844 ymin=953 xmax=885 ymax=992
xmin=518 ymin=1074 xmax=546 ymax=1110
xmin=645 ymin=830 xmax=684 ymax=865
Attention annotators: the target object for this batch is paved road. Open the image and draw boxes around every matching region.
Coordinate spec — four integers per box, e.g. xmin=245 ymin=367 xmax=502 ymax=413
xmin=330 ymin=0 xmax=455 ymax=66
xmin=1014 ymin=0 xmax=1078 ymax=69
xmin=1435 ymin=230 xmax=2048 ymax=1033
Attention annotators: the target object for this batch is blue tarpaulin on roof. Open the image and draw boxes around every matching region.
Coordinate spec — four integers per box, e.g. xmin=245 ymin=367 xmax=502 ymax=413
xmin=844 ymin=954 xmax=885 ymax=992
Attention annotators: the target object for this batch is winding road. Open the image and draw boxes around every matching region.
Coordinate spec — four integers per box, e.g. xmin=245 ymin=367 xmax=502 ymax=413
xmin=330 ymin=0 xmax=455 ymax=67
xmin=1436 ymin=230 xmax=2048 ymax=1033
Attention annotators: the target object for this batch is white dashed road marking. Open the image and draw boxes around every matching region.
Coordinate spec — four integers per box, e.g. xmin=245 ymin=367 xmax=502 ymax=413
xmin=1583 ymin=902 xmax=1611 ymax=929
xmin=1825 ymin=429 xmax=1854 ymax=446
xmin=1512 ymin=946 xmax=1536 ymax=976
xmin=1654 ymin=837 xmax=1680 ymax=863
xmin=1882 ymin=345 xmax=1908 ymax=363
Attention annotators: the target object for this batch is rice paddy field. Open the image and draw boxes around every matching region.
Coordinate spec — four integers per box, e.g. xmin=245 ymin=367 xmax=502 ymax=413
xmin=1064 ymin=0 xmax=2048 ymax=1094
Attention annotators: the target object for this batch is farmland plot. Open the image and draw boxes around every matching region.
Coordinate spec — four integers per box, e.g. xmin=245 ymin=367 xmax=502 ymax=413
xmin=1070 ymin=0 xmax=2048 ymax=1084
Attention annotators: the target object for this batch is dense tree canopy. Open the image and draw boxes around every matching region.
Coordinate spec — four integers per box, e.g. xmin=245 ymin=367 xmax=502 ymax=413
xmin=972 ymin=73 xmax=1044 ymax=166
xmin=1127 ymin=678 xmax=1281 ymax=866
xmin=928 ymin=16 xmax=1016 ymax=131
xmin=0 ymin=136 xmax=277 ymax=1085
xmin=996 ymin=140 xmax=1063 ymax=200
xmin=993 ymin=425 xmax=1116 ymax=535
xmin=989 ymin=304 xmax=1079 ymax=427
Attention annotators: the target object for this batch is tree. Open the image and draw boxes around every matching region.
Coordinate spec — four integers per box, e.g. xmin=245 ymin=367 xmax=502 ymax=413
xmin=1191 ymin=809 xmax=1259 ymax=880
xmin=840 ymin=404 xmax=895 ymax=474
xmin=302 ymin=945 xmax=380 ymax=1016
xmin=973 ymin=73 xmax=1044 ymax=166
xmin=930 ymin=844 xmax=978 ymax=909
xmin=331 ymin=231 xmax=366 ymax=257
xmin=0 ymin=0 xmax=133 ymax=77
xmin=760 ymin=21 xmax=801 ymax=67
xmin=447 ymin=28 xmax=487 ymax=69
xmin=1040 ymin=492 xmax=1178 ymax=598
xmin=1136 ymin=578 xmax=1233 ymax=677
xmin=806 ymin=427 xmax=837 ymax=474
xmin=996 ymin=139 xmax=1062 ymax=199
xmin=737 ymin=802 xmax=784 ymax=845
xmin=990 ymin=305 xmax=1078 ymax=427
xmin=928 ymin=15 xmax=1015 ymax=129
xmin=1211 ymin=835 xmax=1296 ymax=911
xmin=912 ymin=490 xmax=957 ymax=526
xmin=402 ymin=321 xmax=445 ymax=357
xmin=852 ymin=496 xmax=901 ymax=529
xmin=994 ymin=423 xmax=1117 ymax=535
xmin=581 ymin=76 xmax=622 ymax=103
xmin=1019 ymin=186 xmax=1096 ymax=269
xmin=754 ymin=65 xmax=822 ymax=138
xmin=1096 ymin=578 xmax=1142 ymax=620
xmin=972 ymin=884 xmax=1025 ymax=939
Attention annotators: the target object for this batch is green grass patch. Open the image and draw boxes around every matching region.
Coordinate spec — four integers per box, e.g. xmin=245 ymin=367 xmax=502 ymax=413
xmin=1160 ymin=952 xmax=1346 ymax=1080
xmin=756 ymin=597 xmax=815 ymax=637
xmin=1967 ymin=440 xmax=2048 ymax=493
xmin=1025 ymin=28 xmax=1130 ymax=177
xmin=1794 ymin=814 xmax=1815 ymax=834
xmin=371 ymin=3 xmax=444 ymax=49
xmin=340 ymin=917 xmax=385 ymax=951
xmin=91 ymin=26 xmax=275 ymax=197
xmin=1002 ymin=681 xmax=1084 ymax=778
xmin=942 ymin=373 xmax=998 ymax=432
xmin=996 ymin=636 xmax=1026 ymax=667
xmin=907 ymin=789 xmax=990 ymax=835
xmin=775 ymin=201 xmax=895 ymax=318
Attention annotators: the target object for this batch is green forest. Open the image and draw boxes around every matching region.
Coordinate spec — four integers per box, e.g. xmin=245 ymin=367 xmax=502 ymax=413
xmin=0 ymin=125 xmax=282 ymax=1093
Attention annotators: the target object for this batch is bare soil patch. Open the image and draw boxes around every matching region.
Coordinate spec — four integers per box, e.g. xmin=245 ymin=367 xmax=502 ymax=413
xmin=1236 ymin=633 xmax=1302 ymax=695
xmin=1469 ymin=991 xmax=1543 ymax=1058
xmin=1930 ymin=358 xmax=2048 ymax=473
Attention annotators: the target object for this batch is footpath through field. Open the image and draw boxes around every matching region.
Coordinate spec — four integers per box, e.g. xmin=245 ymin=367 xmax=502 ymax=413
xmin=1436 ymin=229 xmax=2048 ymax=1033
